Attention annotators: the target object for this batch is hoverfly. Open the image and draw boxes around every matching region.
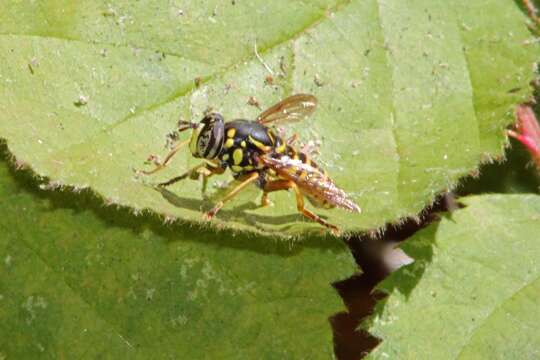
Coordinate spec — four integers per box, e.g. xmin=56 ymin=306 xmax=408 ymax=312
xmin=141 ymin=94 xmax=360 ymax=234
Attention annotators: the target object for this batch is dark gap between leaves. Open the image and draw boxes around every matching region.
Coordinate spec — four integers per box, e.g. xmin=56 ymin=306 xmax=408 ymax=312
xmin=0 ymin=142 xmax=345 ymax=256
xmin=332 ymin=134 xmax=540 ymax=360
xmin=2 ymin=131 xmax=538 ymax=360
xmin=331 ymin=194 xmax=453 ymax=360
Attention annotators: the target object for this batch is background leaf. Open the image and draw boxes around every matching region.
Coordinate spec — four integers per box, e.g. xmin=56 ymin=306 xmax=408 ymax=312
xmin=459 ymin=138 xmax=540 ymax=195
xmin=0 ymin=0 xmax=536 ymax=235
xmin=364 ymin=194 xmax=540 ymax=359
xmin=0 ymin=155 xmax=356 ymax=358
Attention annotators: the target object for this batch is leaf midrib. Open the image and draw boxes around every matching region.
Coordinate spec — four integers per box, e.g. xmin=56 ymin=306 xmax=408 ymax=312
xmin=2 ymin=0 xmax=488 ymax=237
xmin=0 ymin=32 xmax=212 ymax=65
xmin=16 ymin=0 xmax=353 ymax=161
xmin=373 ymin=0 xmax=480 ymax=212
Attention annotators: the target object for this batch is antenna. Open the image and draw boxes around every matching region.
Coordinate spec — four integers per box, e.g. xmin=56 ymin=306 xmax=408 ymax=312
xmin=177 ymin=120 xmax=197 ymax=132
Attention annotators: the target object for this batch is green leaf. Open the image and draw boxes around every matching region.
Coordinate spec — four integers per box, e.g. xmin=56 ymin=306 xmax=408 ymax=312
xmin=460 ymin=138 xmax=540 ymax=195
xmin=364 ymin=194 xmax=540 ymax=359
xmin=0 ymin=157 xmax=356 ymax=358
xmin=0 ymin=1 xmax=536 ymax=235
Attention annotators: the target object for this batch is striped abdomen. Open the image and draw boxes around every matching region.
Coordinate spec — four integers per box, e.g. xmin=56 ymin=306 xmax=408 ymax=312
xmin=262 ymin=149 xmax=360 ymax=213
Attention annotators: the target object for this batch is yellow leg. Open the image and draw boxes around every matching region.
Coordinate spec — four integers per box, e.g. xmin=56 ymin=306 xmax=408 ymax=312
xmin=158 ymin=163 xmax=209 ymax=187
xmin=141 ymin=139 xmax=190 ymax=175
xmin=260 ymin=179 xmax=340 ymax=235
xmin=204 ymin=172 xmax=259 ymax=220
xmin=159 ymin=161 xmax=225 ymax=189
xmin=286 ymin=133 xmax=299 ymax=146
xmin=261 ymin=192 xmax=270 ymax=207
xmin=201 ymin=165 xmax=226 ymax=194
xmin=290 ymin=183 xmax=340 ymax=235
xmin=260 ymin=179 xmax=291 ymax=207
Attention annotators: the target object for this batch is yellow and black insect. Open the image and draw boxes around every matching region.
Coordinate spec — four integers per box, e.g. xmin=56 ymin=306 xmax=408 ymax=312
xmin=141 ymin=94 xmax=360 ymax=234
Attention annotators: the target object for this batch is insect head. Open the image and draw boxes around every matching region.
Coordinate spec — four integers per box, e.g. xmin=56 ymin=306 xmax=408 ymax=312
xmin=178 ymin=113 xmax=225 ymax=159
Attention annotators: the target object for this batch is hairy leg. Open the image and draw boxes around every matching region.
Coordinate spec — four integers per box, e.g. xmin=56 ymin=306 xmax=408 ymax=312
xmin=204 ymin=172 xmax=260 ymax=219
xmin=290 ymin=183 xmax=340 ymax=235
xmin=141 ymin=139 xmax=190 ymax=175
xmin=261 ymin=179 xmax=340 ymax=234
xmin=260 ymin=179 xmax=292 ymax=207
xmin=159 ymin=162 xmax=225 ymax=190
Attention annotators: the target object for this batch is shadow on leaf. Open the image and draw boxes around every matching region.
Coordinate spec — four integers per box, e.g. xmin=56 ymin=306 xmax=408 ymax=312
xmin=0 ymin=146 xmax=347 ymax=257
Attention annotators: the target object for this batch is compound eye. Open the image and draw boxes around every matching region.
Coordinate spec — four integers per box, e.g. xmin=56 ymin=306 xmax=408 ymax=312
xmin=201 ymin=113 xmax=223 ymax=125
xmin=201 ymin=114 xmax=215 ymax=125
xmin=197 ymin=131 xmax=211 ymax=153
xmin=193 ymin=113 xmax=224 ymax=159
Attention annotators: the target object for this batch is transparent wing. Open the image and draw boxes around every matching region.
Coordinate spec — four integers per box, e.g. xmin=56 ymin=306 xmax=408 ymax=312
xmin=260 ymin=154 xmax=361 ymax=213
xmin=256 ymin=94 xmax=317 ymax=126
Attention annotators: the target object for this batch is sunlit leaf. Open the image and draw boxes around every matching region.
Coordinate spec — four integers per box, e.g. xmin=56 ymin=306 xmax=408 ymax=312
xmin=0 ymin=158 xmax=356 ymax=358
xmin=365 ymin=194 xmax=540 ymax=359
xmin=0 ymin=1 xmax=536 ymax=235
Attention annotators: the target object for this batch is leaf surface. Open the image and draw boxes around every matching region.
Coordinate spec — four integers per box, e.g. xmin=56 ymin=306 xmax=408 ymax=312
xmin=365 ymin=194 xmax=540 ymax=359
xmin=0 ymin=1 xmax=536 ymax=235
xmin=0 ymin=158 xmax=356 ymax=358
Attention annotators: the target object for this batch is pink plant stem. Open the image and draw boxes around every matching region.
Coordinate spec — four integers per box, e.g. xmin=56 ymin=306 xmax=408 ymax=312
xmin=508 ymin=105 xmax=540 ymax=168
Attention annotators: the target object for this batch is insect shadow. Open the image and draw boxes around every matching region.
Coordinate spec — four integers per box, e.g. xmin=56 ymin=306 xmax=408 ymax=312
xmin=155 ymin=186 xmax=306 ymax=228
xmin=0 ymin=160 xmax=344 ymax=257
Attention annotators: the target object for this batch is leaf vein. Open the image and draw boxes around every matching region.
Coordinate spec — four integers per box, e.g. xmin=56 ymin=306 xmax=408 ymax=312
xmin=0 ymin=32 xmax=213 ymax=66
xmin=47 ymin=0 xmax=354 ymax=160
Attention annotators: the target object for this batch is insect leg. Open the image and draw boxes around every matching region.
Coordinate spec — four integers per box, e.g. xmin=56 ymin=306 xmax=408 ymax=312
xmin=290 ymin=183 xmax=340 ymax=235
xmin=204 ymin=172 xmax=259 ymax=220
xmin=259 ymin=179 xmax=340 ymax=234
xmin=260 ymin=179 xmax=292 ymax=207
xmin=286 ymin=133 xmax=299 ymax=146
xmin=201 ymin=162 xmax=226 ymax=194
xmin=158 ymin=162 xmax=223 ymax=188
xmin=158 ymin=163 xmax=206 ymax=187
xmin=141 ymin=139 xmax=190 ymax=175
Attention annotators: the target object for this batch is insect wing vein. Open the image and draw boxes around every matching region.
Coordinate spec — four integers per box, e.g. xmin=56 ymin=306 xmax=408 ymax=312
xmin=256 ymin=94 xmax=317 ymax=126
xmin=261 ymin=155 xmax=360 ymax=212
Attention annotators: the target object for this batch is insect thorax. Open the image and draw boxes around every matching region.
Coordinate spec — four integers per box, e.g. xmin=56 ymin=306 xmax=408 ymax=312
xmin=218 ymin=120 xmax=282 ymax=173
